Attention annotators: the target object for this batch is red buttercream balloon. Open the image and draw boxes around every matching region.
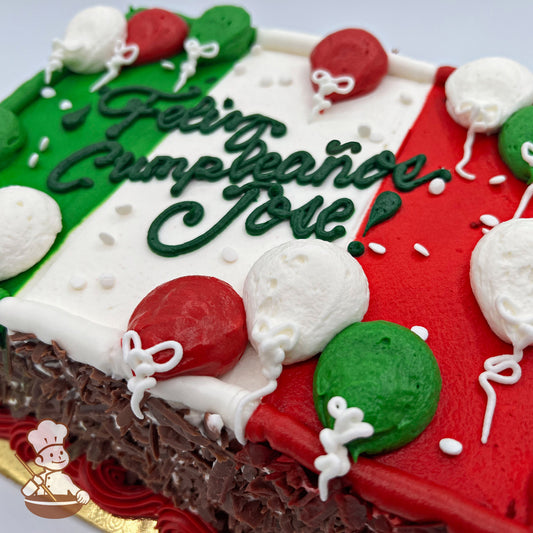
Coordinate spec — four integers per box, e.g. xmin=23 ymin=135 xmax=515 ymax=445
xmin=310 ymin=28 xmax=388 ymax=102
xmin=127 ymin=276 xmax=247 ymax=380
xmin=127 ymin=8 xmax=189 ymax=65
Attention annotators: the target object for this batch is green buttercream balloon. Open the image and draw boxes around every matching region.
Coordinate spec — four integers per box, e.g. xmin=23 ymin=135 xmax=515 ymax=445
xmin=0 ymin=107 xmax=26 ymax=170
xmin=190 ymin=6 xmax=255 ymax=62
xmin=314 ymin=320 xmax=441 ymax=461
xmin=499 ymin=106 xmax=533 ymax=184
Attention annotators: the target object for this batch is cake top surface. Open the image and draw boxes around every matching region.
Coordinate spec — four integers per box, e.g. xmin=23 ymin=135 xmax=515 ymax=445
xmin=2 ymin=2 xmax=533 ymax=533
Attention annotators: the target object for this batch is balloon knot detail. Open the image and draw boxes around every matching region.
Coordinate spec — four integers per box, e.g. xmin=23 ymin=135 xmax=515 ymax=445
xmin=454 ymin=102 xmax=502 ymax=180
xmin=315 ymin=396 xmax=374 ymax=501
xmin=122 ymin=330 xmax=183 ymax=419
xmin=90 ymin=39 xmax=139 ymax=93
xmin=233 ymin=319 xmax=300 ymax=445
xmin=174 ymin=38 xmax=220 ymax=92
xmin=310 ymin=69 xmax=355 ymax=118
xmin=44 ymin=38 xmax=82 ymax=84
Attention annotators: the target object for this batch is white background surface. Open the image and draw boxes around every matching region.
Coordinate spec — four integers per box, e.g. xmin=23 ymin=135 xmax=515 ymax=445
xmin=1 ymin=0 xmax=533 ymax=531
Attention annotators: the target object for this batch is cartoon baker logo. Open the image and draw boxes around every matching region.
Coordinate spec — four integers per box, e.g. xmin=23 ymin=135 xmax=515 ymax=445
xmin=17 ymin=419 xmax=90 ymax=519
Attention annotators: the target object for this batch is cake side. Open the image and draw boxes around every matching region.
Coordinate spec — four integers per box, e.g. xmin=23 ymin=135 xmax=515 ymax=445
xmin=0 ymin=332 xmax=449 ymax=533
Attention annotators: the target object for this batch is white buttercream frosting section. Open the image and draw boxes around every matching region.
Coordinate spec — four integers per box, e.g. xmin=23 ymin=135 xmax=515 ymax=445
xmin=0 ymin=296 xmax=127 ymax=378
xmin=152 ymin=376 xmax=258 ymax=430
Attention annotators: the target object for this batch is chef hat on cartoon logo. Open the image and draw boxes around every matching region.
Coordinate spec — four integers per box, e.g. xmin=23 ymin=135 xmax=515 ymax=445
xmin=28 ymin=420 xmax=68 ymax=456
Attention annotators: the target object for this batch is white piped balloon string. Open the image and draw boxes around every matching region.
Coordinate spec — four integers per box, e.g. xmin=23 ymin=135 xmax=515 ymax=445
xmin=173 ymin=38 xmax=220 ymax=93
xmin=454 ymin=103 xmax=502 ymax=180
xmin=310 ymin=69 xmax=355 ymax=119
xmin=479 ymin=296 xmax=533 ymax=443
xmin=122 ymin=330 xmax=183 ymax=419
xmin=455 ymin=123 xmax=477 ymax=180
xmin=479 ymin=349 xmax=523 ymax=444
xmin=512 ymin=154 xmax=533 ymax=219
xmin=314 ymin=396 xmax=374 ymax=501
xmin=233 ymin=319 xmax=299 ymax=444
xmin=90 ymin=40 xmax=139 ymax=93
xmin=44 ymin=39 xmax=83 ymax=84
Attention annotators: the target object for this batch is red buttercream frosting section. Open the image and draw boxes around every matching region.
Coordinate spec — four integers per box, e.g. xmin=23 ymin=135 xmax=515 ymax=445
xmin=70 ymin=455 xmax=169 ymax=518
xmin=247 ymin=81 xmax=533 ymax=531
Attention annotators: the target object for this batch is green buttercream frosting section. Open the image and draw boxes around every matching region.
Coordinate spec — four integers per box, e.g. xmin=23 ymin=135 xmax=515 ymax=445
xmin=190 ymin=6 xmax=255 ymax=62
xmin=0 ymin=9 xmax=254 ymax=296
xmin=0 ymin=107 xmax=27 ymax=170
xmin=499 ymin=106 xmax=533 ymax=184
xmin=313 ymin=320 xmax=441 ymax=461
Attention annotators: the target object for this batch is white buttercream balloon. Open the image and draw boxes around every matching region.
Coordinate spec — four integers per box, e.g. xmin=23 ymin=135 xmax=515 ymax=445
xmin=446 ymin=57 xmax=533 ymax=134
xmin=45 ymin=6 xmax=128 ymax=81
xmin=471 ymin=218 xmax=533 ymax=350
xmin=0 ymin=186 xmax=62 ymax=281
xmin=244 ymin=239 xmax=369 ymax=363
xmin=234 ymin=240 xmax=370 ymax=444
xmin=471 ymin=217 xmax=533 ymax=444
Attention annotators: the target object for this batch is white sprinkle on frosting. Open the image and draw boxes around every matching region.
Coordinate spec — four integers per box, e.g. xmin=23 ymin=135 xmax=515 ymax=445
xmin=428 ymin=178 xmax=446 ymax=195
xmin=115 ymin=204 xmax=132 ymax=215
xmin=358 ymin=124 xmax=371 ymax=138
xmin=439 ymin=438 xmax=463 ymax=456
xmin=99 ymin=232 xmax=115 ymax=246
xmin=279 ymin=75 xmax=293 ymax=86
xmin=69 ymin=275 xmax=87 ymax=290
xmin=222 ymin=247 xmax=238 ymax=263
xmin=38 ymin=137 xmax=50 ymax=152
xmin=98 ymin=273 xmax=115 ymax=289
xmin=411 ymin=325 xmax=429 ymax=341
xmin=400 ymin=93 xmax=413 ymax=105
xmin=414 ymin=243 xmax=430 ymax=257
xmin=259 ymin=76 xmax=273 ymax=87
xmin=489 ymin=174 xmax=507 ymax=185
xmin=160 ymin=60 xmax=175 ymax=71
xmin=481 ymin=227 xmax=490 ymax=234
xmin=480 ymin=214 xmax=499 ymax=227
xmin=233 ymin=63 xmax=246 ymax=76
xmin=368 ymin=242 xmax=386 ymax=254
xmin=370 ymin=131 xmax=384 ymax=143
xmin=28 ymin=153 xmax=39 ymax=168
xmin=40 ymin=87 xmax=56 ymax=99
xmin=59 ymin=99 xmax=73 ymax=111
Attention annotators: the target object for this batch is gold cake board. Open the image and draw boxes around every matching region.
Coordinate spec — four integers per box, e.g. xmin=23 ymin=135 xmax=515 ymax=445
xmin=0 ymin=438 xmax=157 ymax=532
